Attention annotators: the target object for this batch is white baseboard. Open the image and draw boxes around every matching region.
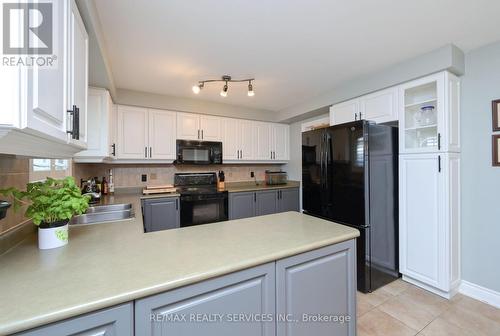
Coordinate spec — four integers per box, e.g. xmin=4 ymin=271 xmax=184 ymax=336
xmin=459 ymin=280 xmax=500 ymax=308
xmin=402 ymin=275 xmax=458 ymax=299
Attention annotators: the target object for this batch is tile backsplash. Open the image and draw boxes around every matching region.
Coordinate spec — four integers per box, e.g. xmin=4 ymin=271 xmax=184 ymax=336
xmin=0 ymin=155 xmax=30 ymax=235
xmin=73 ymin=163 xmax=284 ymax=188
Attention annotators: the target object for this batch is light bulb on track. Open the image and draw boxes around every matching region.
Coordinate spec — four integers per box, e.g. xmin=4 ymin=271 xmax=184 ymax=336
xmin=220 ymin=83 xmax=228 ymax=97
xmin=247 ymin=81 xmax=255 ymax=97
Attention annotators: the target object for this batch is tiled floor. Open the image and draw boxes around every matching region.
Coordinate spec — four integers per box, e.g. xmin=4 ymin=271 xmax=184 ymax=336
xmin=357 ymin=279 xmax=500 ymax=336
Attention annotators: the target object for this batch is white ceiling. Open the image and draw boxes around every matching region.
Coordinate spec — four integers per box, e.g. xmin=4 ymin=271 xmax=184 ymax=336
xmin=94 ymin=0 xmax=500 ymax=112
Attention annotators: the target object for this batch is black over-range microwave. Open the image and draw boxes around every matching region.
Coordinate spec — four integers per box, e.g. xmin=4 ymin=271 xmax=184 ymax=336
xmin=175 ymin=140 xmax=223 ymax=164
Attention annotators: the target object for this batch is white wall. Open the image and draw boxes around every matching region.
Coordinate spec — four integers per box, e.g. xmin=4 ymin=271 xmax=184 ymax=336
xmin=277 ymin=44 xmax=465 ymax=122
xmin=115 ymin=88 xmax=276 ymax=122
xmin=461 ymin=40 xmax=500 ymax=292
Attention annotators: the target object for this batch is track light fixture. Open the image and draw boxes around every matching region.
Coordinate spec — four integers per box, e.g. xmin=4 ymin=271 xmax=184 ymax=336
xmin=192 ymin=75 xmax=255 ymax=97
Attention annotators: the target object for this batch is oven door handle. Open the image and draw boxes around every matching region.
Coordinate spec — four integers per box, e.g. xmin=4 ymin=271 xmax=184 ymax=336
xmin=181 ymin=195 xmax=227 ymax=202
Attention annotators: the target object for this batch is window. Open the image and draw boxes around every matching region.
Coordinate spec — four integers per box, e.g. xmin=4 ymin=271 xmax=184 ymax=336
xmin=30 ymin=159 xmax=72 ymax=182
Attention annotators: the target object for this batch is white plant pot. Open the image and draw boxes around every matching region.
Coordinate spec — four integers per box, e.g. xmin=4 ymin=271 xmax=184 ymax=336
xmin=38 ymin=223 xmax=69 ymax=250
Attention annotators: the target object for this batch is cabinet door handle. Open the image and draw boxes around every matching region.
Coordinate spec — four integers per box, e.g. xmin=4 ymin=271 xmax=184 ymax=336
xmin=149 ymin=147 xmax=152 ymax=158
xmin=438 ymin=133 xmax=441 ymax=150
xmin=354 ymin=112 xmax=358 ymax=121
xmin=359 ymin=112 xmax=362 ymax=120
xmin=254 ymin=193 xmax=257 ymax=202
xmin=271 ymin=151 xmax=273 ymax=159
xmin=145 ymin=147 xmax=148 ymax=158
xmin=111 ymin=143 xmax=116 ymax=156
xmin=197 ymin=129 xmax=200 ymax=139
xmin=201 ymin=129 xmax=204 ymax=139
xmin=176 ymin=199 xmax=179 ymax=210
xmin=74 ymin=106 xmax=80 ymax=140
xmin=438 ymin=155 xmax=441 ymax=173
xmin=240 ymin=150 xmax=243 ymax=159
xmin=66 ymin=105 xmax=79 ymax=140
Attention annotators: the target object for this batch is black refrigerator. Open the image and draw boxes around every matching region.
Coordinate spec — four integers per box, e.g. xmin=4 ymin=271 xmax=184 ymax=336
xmin=302 ymin=120 xmax=399 ymax=293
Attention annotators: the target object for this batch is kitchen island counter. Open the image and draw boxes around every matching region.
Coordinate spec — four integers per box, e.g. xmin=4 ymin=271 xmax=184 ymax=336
xmin=0 ymin=194 xmax=358 ymax=335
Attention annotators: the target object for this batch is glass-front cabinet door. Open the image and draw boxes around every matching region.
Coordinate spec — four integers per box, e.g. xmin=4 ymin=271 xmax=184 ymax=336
xmin=399 ymin=73 xmax=445 ymax=153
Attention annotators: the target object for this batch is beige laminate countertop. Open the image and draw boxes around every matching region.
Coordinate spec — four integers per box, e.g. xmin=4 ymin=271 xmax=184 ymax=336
xmin=0 ymin=190 xmax=358 ymax=335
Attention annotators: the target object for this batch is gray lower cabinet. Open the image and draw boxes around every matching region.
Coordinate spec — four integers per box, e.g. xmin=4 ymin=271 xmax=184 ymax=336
xmin=277 ymin=188 xmax=300 ymax=212
xmin=135 ymin=263 xmax=276 ymax=336
xmin=17 ymin=302 xmax=133 ymax=336
xmin=228 ymin=191 xmax=256 ymax=220
xmin=142 ymin=197 xmax=180 ymax=233
xmin=17 ymin=239 xmax=356 ymax=336
xmin=229 ymin=187 xmax=299 ymax=220
xmin=256 ymin=190 xmax=279 ymax=216
xmin=276 ymin=240 xmax=357 ymax=336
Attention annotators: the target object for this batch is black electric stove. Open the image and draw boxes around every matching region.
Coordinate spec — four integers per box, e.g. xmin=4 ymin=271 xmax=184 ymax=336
xmin=174 ymin=173 xmax=228 ymax=227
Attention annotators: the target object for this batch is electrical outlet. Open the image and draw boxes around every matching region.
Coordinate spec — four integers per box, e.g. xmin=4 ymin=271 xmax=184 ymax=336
xmin=141 ymin=174 xmax=147 ymax=182
xmin=250 ymin=171 xmax=255 ymax=178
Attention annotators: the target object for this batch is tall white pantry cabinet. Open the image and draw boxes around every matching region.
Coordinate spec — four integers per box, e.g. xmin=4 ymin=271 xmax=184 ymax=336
xmin=398 ymin=71 xmax=461 ymax=299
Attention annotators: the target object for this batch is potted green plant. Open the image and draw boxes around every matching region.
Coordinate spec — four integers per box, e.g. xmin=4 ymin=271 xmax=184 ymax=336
xmin=0 ymin=177 xmax=90 ymax=250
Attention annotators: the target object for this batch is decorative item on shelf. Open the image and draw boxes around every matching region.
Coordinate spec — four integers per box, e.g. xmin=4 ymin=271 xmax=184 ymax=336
xmin=0 ymin=200 xmax=11 ymax=220
xmin=0 ymin=177 xmax=90 ymax=250
xmin=414 ymin=105 xmax=436 ymax=127
xmin=492 ymin=99 xmax=500 ymax=132
xmin=192 ymin=75 xmax=255 ymax=97
xmin=493 ymin=134 xmax=500 ymax=167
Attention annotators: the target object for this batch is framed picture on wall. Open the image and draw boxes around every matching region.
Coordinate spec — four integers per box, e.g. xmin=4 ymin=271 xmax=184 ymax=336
xmin=493 ymin=99 xmax=500 ymax=131
xmin=493 ymin=135 xmax=500 ymax=166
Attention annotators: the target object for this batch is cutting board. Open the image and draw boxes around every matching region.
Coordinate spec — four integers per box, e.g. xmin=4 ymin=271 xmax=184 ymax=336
xmin=142 ymin=188 xmax=177 ymax=195
xmin=146 ymin=184 xmax=174 ymax=190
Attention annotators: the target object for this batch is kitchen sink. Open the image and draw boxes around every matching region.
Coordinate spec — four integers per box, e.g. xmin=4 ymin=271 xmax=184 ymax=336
xmin=71 ymin=204 xmax=134 ymax=225
xmin=85 ymin=203 xmax=132 ymax=213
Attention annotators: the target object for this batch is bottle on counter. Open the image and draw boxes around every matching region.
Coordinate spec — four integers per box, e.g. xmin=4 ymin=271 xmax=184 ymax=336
xmin=93 ymin=177 xmax=101 ymax=193
xmin=101 ymin=177 xmax=109 ymax=195
xmin=108 ymin=169 xmax=115 ymax=195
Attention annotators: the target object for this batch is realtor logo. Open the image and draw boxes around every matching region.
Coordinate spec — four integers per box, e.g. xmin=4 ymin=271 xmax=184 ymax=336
xmin=3 ymin=2 xmax=53 ymax=54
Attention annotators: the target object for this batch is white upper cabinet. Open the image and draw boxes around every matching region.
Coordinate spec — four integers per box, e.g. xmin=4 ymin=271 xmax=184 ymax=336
xmin=67 ymin=0 xmax=89 ymax=147
xmin=238 ymin=120 xmax=256 ymax=160
xmin=116 ymin=106 xmax=149 ymax=159
xmin=0 ymin=0 xmax=89 ymax=158
xmin=25 ymin=0 xmax=68 ymax=142
xmin=116 ymin=106 xmax=176 ymax=161
xmin=222 ymin=118 xmax=240 ymax=161
xmin=176 ymin=113 xmax=200 ymax=140
xmin=360 ymin=87 xmax=398 ymax=123
xmin=148 ymin=109 xmax=176 ymax=160
xmin=399 ymin=71 xmax=460 ymax=154
xmin=273 ymin=124 xmax=289 ymax=161
xmin=330 ymin=99 xmax=360 ymax=126
xmin=74 ymin=88 xmax=113 ymax=162
xmin=177 ymin=113 xmax=222 ymax=141
xmin=330 ymin=87 xmax=398 ymax=126
xmin=255 ymin=122 xmax=273 ymax=160
xmin=221 ymin=118 xmax=289 ymax=162
xmin=199 ymin=115 xmax=222 ymax=141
